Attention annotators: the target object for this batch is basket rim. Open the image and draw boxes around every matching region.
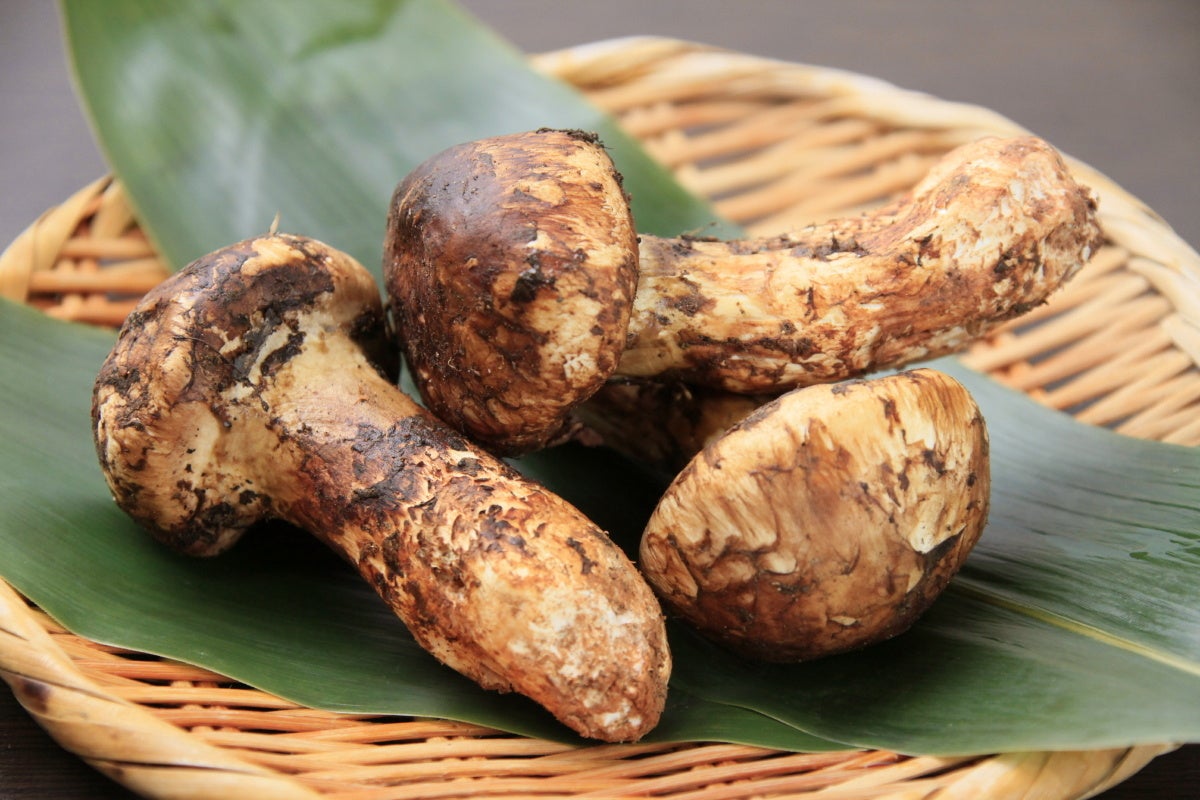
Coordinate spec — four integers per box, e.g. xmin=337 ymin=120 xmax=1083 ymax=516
xmin=0 ymin=573 xmax=1175 ymax=800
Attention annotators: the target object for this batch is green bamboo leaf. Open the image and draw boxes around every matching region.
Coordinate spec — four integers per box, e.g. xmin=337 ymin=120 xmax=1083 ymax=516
xmin=0 ymin=298 xmax=835 ymax=752
xmin=0 ymin=0 xmax=1192 ymax=756
xmin=61 ymin=0 xmax=736 ymax=279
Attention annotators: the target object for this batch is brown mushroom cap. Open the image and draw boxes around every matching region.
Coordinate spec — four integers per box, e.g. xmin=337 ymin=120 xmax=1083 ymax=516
xmin=92 ymin=233 xmax=393 ymax=557
xmin=384 ymin=129 xmax=638 ymax=455
xmin=640 ymin=368 xmax=990 ymax=662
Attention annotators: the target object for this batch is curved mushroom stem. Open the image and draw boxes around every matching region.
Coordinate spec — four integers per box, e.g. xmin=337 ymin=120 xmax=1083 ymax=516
xmin=624 ymin=135 xmax=1098 ymax=391
xmin=92 ymin=234 xmax=670 ymax=743
xmin=640 ymin=368 xmax=990 ymax=662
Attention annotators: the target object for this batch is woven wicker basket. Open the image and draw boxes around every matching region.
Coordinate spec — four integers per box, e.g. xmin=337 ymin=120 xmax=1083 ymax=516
xmin=1 ymin=36 xmax=1196 ymax=800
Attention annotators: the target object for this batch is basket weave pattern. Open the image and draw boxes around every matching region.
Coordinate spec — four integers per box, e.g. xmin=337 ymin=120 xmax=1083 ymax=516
xmin=0 ymin=37 xmax=1194 ymax=799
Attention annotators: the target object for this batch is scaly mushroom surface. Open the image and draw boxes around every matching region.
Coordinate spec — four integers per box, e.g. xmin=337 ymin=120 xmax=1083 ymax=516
xmin=386 ymin=129 xmax=638 ymax=456
xmin=573 ymin=377 xmax=767 ymax=475
xmin=385 ymin=129 xmax=1100 ymax=455
xmin=640 ymin=369 xmax=990 ymax=662
xmin=91 ymin=233 xmax=670 ymax=742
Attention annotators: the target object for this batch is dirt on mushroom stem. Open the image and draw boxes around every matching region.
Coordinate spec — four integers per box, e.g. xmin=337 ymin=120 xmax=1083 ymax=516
xmin=91 ymin=233 xmax=670 ymax=743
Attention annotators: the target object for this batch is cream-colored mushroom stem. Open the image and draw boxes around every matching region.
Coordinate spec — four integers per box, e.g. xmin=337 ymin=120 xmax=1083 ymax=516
xmin=640 ymin=368 xmax=990 ymax=663
xmin=91 ymin=234 xmax=669 ymax=743
xmin=619 ymin=135 xmax=1101 ymax=393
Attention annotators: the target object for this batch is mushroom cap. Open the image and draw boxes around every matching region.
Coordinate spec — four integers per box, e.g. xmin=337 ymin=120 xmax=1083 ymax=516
xmin=384 ymin=129 xmax=639 ymax=455
xmin=92 ymin=233 xmax=391 ymax=556
xmin=640 ymin=368 xmax=990 ymax=662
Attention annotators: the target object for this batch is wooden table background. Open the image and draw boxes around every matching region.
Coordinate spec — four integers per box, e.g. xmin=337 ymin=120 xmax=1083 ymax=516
xmin=2 ymin=2 xmax=1197 ymax=797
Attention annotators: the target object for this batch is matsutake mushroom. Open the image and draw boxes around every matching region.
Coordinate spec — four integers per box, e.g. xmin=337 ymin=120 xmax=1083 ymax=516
xmin=639 ymin=369 xmax=989 ymax=662
xmin=384 ymin=128 xmax=1100 ymax=455
xmin=91 ymin=233 xmax=670 ymax=742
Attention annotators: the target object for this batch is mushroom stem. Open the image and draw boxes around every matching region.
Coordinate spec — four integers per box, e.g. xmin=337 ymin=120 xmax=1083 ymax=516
xmin=92 ymin=234 xmax=670 ymax=742
xmin=573 ymin=377 xmax=767 ymax=475
xmin=624 ymin=135 xmax=1099 ymax=391
xmin=386 ymin=130 xmax=1100 ymax=455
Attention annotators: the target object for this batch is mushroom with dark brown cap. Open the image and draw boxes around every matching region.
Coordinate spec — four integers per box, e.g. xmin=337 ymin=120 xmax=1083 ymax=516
xmin=91 ymin=232 xmax=671 ymax=742
xmin=384 ymin=129 xmax=1100 ymax=455
xmin=639 ymin=368 xmax=990 ymax=662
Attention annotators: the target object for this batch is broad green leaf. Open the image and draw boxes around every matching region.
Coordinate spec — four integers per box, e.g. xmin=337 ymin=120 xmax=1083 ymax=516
xmin=2 ymin=0 xmax=1192 ymax=756
xmin=5 ymin=295 xmax=1199 ymax=755
xmin=0 ymin=298 xmax=836 ymax=752
xmin=61 ymin=0 xmax=736 ymax=280
xmin=664 ymin=358 xmax=1200 ymax=754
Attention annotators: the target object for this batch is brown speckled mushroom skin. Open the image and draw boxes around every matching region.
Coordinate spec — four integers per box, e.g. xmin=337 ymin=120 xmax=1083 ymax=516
xmin=385 ymin=129 xmax=639 ymax=455
xmin=623 ymin=136 xmax=1101 ymax=392
xmin=91 ymin=233 xmax=670 ymax=742
xmin=574 ymin=377 xmax=768 ymax=475
xmin=639 ymin=369 xmax=989 ymax=663
xmin=385 ymin=130 xmax=1099 ymax=456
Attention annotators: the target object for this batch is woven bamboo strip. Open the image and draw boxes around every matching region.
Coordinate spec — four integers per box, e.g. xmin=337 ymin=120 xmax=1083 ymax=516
xmin=972 ymin=291 xmax=1169 ymax=381
xmin=0 ymin=581 xmax=322 ymax=799
xmin=58 ymin=235 xmax=157 ymax=260
xmin=285 ymin=719 xmax=505 ymax=744
xmin=685 ymin=118 xmax=880 ymax=199
xmin=26 ymin=256 xmax=164 ymax=293
xmin=1038 ymin=332 xmax=1181 ymax=413
xmin=994 ymin=306 xmax=1172 ymax=396
xmin=617 ymin=99 xmax=769 ymax=140
xmin=745 ymin=153 xmax=939 ymax=231
xmin=1120 ymin=376 xmax=1200 ymax=440
xmin=1164 ymin=415 xmax=1200 ymax=447
xmin=0 ymin=176 xmax=110 ymax=301
xmin=645 ymin=100 xmax=834 ymax=169
xmin=0 ymin=175 xmax=170 ymax=327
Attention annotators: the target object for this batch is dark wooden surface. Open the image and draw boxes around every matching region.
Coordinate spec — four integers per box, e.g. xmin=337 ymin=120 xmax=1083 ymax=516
xmin=2 ymin=2 xmax=1197 ymax=798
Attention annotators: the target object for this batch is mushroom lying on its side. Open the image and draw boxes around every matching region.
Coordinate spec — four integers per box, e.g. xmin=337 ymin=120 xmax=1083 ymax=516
xmin=385 ymin=129 xmax=1099 ymax=455
xmin=640 ymin=369 xmax=989 ymax=662
xmin=91 ymin=233 xmax=670 ymax=742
